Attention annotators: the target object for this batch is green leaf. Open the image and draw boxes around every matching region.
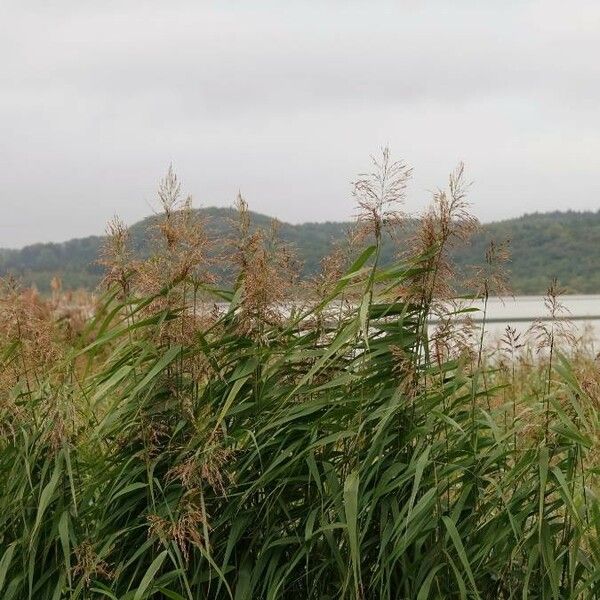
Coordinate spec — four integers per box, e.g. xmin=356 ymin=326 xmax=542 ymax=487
xmin=133 ymin=550 xmax=168 ymax=600
xmin=31 ymin=452 xmax=63 ymax=543
xmin=442 ymin=516 xmax=480 ymax=598
xmin=344 ymin=469 xmax=361 ymax=596
xmin=0 ymin=543 xmax=16 ymax=592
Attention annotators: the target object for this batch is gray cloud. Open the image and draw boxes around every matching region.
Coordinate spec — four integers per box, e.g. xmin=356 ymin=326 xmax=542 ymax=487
xmin=1 ymin=1 xmax=600 ymax=246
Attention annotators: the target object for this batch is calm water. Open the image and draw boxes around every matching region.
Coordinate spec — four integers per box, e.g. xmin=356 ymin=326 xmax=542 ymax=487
xmin=453 ymin=295 xmax=600 ymax=347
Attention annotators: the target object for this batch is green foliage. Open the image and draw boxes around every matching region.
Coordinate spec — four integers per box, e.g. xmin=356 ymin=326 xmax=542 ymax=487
xmin=3 ymin=208 xmax=600 ymax=294
xmin=0 ymin=236 xmax=599 ymax=598
xmin=454 ymin=210 xmax=600 ymax=294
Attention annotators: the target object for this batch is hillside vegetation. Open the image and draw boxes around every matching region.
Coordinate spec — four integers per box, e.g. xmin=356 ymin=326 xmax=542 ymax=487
xmin=2 ymin=208 xmax=600 ymax=294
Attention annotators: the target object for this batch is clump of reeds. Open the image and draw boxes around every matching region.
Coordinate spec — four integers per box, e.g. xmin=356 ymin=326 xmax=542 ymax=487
xmin=0 ymin=153 xmax=599 ymax=600
xmin=228 ymin=193 xmax=300 ymax=338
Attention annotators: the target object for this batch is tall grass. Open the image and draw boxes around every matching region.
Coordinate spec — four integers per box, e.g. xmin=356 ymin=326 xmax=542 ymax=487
xmin=1 ymin=154 xmax=599 ymax=599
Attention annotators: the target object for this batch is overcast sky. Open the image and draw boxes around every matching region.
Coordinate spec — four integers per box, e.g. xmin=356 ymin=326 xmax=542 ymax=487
xmin=2 ymin=1 xmax=600 ymax=247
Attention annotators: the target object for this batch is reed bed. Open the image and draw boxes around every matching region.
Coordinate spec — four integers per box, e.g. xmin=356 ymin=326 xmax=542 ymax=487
xmin=1 ymin=153 xmax=599 ymax=599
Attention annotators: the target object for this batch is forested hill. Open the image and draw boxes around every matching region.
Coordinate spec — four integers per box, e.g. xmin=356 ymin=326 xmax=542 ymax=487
xmin=1 ymin=208 xmax=599 ymax=295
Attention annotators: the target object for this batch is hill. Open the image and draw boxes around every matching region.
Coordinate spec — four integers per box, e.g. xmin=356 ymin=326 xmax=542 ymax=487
xmin=1 ymin=208 xmax=599 ymax=294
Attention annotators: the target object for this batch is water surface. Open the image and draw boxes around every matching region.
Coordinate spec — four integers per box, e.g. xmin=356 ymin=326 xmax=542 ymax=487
xmin=455 ymin=295 xmax=600 ymax=347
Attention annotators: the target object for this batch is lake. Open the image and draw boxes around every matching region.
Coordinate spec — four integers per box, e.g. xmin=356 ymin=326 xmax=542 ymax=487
xmin=451 ymin=295 xmax=600 ymax=348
